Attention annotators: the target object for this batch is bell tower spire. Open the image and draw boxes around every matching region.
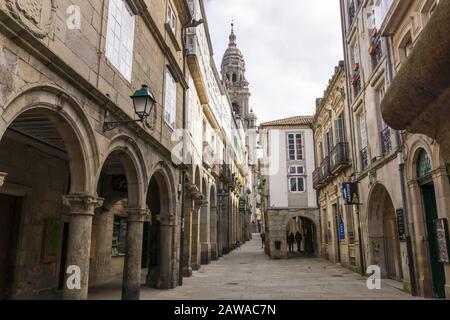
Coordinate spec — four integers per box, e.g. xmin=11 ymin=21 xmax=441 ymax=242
xmin=221 ymin=20 xmax=252 ymax=130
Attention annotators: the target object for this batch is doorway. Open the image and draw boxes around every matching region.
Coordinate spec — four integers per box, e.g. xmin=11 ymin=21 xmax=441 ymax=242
xmin=368 ymin=183 xmax=403 ymax=281
xmin=421 ymin=184 xmax=446 ymax=298
xmin=0 ymin=194 xmax=20 ymax=299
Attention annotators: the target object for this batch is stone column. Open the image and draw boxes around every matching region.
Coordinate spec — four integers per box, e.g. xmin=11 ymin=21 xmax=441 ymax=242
xmin=210 ymin=206 xmax=218 ymax=260
xmin=182 ymin=199 xmax=193 ymax=277
xmin=62 ymin=194 xmax=104 ymax=300
xmin=157 ymin=216 xmax=175 ymax=289
xmin=122 ymin=208 xmax=149 ymax=300
xmin=200 ymin=200 xmax=211 ymax=265
xmin=191 ymin=201 xmax=202 ymax=270
xmin=0 ymin=172 xmax=7 ymax=187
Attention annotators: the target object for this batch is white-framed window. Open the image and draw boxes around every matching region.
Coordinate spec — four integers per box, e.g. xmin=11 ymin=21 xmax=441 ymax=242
xmin=287 ymin=133 xmax=303 ymax=160
xmin=105 ymin=0 xmax=135 ymax=82
xmin=164 ymin=67 xmax=177 ymax=129
xmin=289 ymin=177 xmax=305 ymax=193
xmin=289 ymin=165 xmax=305 ymax=175
xmin=374 ymin=0 xmax=394 ymax=30
xmin=334 ymin=113 xmax=346 ymax=143
xmin=167 ymin=3 xmax=177 ymax=35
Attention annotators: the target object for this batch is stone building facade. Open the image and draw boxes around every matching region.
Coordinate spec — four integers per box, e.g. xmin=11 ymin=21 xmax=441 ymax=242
xmin=0 ymin=0 xmax=250 ymax=300
xmin=338 ymin=0 xmax=450 ymax=298
xmin=260 ymin=117 xmax=319 ymax=259
xmin=312 ymin=62 xmax=361 ymax=272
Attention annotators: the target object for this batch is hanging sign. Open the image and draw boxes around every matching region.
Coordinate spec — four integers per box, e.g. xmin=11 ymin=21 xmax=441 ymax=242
xmin=396 ymin=209 xmax=407 ymax=241
xmin=339 ymin=220 xmax=345 ymax=240
xmin=342 ymin=182 xmax=361 ymax=205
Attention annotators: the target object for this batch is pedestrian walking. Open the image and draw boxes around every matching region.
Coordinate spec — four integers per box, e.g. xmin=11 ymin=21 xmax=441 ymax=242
xmin=235 ymin=239 xmax=241 ymax=250
xmin=288 ymin=232 xmax=295 ymax=253
xmin=261 ymin=232 xmax=266 ymax=248
xmin=295 ymin=231 xmax=303 ymax=252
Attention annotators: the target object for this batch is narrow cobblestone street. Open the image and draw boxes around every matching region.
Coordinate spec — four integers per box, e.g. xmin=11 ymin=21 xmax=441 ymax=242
xmin=88 ymin=234 xmax=414 ymax=300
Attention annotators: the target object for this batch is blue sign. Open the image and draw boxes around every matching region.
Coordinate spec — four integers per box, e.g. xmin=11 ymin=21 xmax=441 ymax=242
xmin=342 ymin=182 xmax=360 ymax=205
xmin=339 ymin=220 xmax=345 ymax=240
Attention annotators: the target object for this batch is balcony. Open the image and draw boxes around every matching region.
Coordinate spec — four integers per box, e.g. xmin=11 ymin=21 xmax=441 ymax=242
xmin=330 ymin=142 xmax=351 ymax=173
xmin=313 ymin=167 xmax=322 ymax=190
xmin=380 ymin=127 xmax=393 ymax=156
xmin=319 ymin=156 xmax=332 ymax=184
xmin=360 ymin=147 xmax=369 ymax=171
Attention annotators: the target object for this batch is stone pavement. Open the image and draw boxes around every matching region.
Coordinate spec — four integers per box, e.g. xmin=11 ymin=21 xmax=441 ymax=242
xmin=88 ymin=234 xmax=416 ymax=300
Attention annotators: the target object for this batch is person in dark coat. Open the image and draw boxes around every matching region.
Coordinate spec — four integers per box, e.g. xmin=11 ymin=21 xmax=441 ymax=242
xmin=260 ymin=232 xmax=266 ymax=248
xmin=295 ymin=231 xmax=303 ymax=252
xmin=287 ymin=233 xmax=295 ymax=253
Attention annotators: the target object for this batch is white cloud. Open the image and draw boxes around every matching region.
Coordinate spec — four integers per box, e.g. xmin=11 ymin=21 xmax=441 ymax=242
xmin=205 ymin=0 xmax=343 ymax=123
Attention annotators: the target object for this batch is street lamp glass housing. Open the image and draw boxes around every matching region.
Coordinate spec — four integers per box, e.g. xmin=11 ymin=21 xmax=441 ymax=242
xmin=131 ymin=85 xmax=156 ymax=120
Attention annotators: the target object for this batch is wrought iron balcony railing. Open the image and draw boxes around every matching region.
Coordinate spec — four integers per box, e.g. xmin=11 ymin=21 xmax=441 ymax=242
xmin=319 ymin=156 xmax=332 ymax=184
xmin=360 ymin=147 xmax=369 ymax=171
xmin=313 ymin=167 xmax=322 ymax=190
xmin=380 ymin=127 xmax=392 ymax=156
xmin=330 ymin=142 xmax=351 ymax=173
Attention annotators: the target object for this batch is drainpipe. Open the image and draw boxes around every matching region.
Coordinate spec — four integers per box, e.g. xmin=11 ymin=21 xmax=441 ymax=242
xmin=339 ymin=0 xmax=365 ymax=276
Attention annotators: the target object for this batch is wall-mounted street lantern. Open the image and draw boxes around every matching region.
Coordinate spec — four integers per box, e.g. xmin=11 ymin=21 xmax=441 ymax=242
xmin=103 ymin=84 xmax=157 ymax=132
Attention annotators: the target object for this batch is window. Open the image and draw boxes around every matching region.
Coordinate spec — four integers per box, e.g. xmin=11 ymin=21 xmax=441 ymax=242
xmin=288 ymin=165 xmax=305 ymax=193
xmin=106 ymin=0 xmax=135 ymax=81
xmin=164 ymin=67 xmax=177 ymax=129
xmin=289 ymin=177 xmax=305 ymax=193
xmin=112 ymin=216 xmax=127 ymax=256
xmin=167 ymin=3 xmax=177 ymax=35
xmin=289 ymin=165 xmax=305 ymax=175
xmin=399 ymin=33 xmax=413 ymax=63
xmin=358 ymin=112 xmax=367 ymax=149
xmin=323 ymin=130 xmax=333 ymax=157
xmin=287 ymin=133 xmax=303 ymax=160
xmin=374 ymin=0 xmax=393 ymax=30
xmin=334 ymin=113 xmax=346 ymax=143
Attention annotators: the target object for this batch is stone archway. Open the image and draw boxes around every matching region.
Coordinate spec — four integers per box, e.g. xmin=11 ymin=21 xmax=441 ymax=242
xmin=0 ymin=86 xmax=98 ymax=300
xmin=266 ymin=209 xmax=320 ymax=259
xmin=94 ymin=137 xmax=147 ymax=300
xmin=144 ymin=166 xmax=176 ymax=289
xmin=367 ymin=184 xmax=403 ymax=281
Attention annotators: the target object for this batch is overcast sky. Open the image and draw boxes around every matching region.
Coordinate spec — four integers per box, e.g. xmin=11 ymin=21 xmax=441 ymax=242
xmin=204 ymin=0 xmax=344 ymax=124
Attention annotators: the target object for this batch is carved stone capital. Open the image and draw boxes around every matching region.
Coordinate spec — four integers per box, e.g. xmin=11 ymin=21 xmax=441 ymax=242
xmin=124 ymin=208 xmax=150 ymax=223
xmin=62 ymin=194 xmax=104 ymax=216
xmin=0 ymin=172 xmax=7 ymax=187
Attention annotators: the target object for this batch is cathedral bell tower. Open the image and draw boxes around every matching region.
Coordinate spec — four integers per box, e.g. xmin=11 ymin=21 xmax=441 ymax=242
xmin=221 ymin=22 xmax=251 ymax=129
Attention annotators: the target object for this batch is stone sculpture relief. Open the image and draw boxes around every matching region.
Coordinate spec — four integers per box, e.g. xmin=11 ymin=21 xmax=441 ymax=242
xmin=6 ymin=0 xmax=56 ymax=38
